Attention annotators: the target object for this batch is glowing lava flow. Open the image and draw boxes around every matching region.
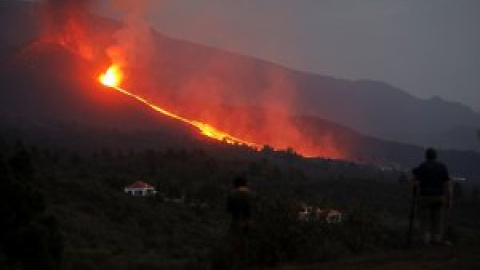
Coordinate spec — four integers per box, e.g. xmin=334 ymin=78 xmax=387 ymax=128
xmin=98 ymin=65 xmax=260 ymax=148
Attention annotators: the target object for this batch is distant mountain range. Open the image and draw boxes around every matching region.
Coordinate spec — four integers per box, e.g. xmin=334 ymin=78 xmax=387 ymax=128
xmin=146 ymin=28 xmax=480 ymax=152
xmin=1 ymin=1 xmax=479 ymax=180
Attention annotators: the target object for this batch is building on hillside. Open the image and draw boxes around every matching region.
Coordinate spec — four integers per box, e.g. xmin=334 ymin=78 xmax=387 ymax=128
xmin=325 ymin=209 xmax=343 ymax=223
xmin=124 ymin=181 xmax=157 ymax=196
xmin=452 ymin=176 xmax=467 ymax=182
xmin=298 ymin=204 xmax=313 ymax=221
xmin=298 ymin=203 xmax=343 ymax=223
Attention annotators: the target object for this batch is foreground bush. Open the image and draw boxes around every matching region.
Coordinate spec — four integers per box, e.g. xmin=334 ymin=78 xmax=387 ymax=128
xmin=220 ymin=196 xmax=389 ymax=268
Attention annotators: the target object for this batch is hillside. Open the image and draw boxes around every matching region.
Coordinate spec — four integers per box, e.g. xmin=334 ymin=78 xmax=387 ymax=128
xmin=2 ymin=40 xmax=480 ymax=180
xmin=1 ymin=1 xmax=479 ymax=152
xmin=1 ymin=2 xmax=480 ymax=270
xmin=143 ymin=34 xmax=480 ymax=151
xmin=140 ymin=18 xmax=480 ymax=152
xmin=1 ymin=130 xmax=480 ymax=270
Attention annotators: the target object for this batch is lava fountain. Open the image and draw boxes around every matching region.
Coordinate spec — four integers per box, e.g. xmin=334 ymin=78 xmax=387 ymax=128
xmin=99 ymin=64 xmax=123 ymax=87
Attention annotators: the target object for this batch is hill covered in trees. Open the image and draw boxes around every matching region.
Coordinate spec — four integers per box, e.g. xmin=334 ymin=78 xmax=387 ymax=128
xmin=1 ymin=133 xmax=479 ymax=270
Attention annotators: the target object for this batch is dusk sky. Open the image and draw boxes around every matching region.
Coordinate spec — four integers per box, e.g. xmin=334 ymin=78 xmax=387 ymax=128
xmin=98 ymin=0 xmax=480 ymax=111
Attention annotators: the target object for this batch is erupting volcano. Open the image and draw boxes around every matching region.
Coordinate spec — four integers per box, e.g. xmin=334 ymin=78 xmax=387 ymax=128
xmin=27 ymin=0 xmax=345 ymax=160
xmin=98 ymin=65 xmax=261 ymax=149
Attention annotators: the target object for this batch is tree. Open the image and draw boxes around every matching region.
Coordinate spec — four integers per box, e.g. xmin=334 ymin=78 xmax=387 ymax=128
xmin=8 ymin=141 xmax=34 ymax=182
xmin=453 ymin=182 xmax=464 ymax=201
xmin=0 ymin=149 xmax=63 ymax=270
xmin=472 ymin=186 xmax=479 ymax=202
xmin=397 ymin=172 xmax=408 ymax=185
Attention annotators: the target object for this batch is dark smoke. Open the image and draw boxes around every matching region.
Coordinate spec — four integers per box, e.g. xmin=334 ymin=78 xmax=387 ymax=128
xmin=38 ymin=0 xmax=98 ymax=60
xmin=42 ymin=0 xmax=92 ymax=26
xmin=106 ymin=0 xmax=154 ymax=69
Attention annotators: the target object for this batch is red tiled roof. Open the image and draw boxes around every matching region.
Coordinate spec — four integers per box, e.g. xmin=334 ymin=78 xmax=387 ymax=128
xmin=126 ymin=181 xmax=154 ymax=189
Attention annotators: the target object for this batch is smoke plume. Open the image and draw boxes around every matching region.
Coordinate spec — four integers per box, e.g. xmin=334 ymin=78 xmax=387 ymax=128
xmin=106 ymin=0 xmax=154 ymax=69
xmin=38 ymin=0 xmax=345 ymax=158
xmin=40 ymin=0 xmax=95 ymax=59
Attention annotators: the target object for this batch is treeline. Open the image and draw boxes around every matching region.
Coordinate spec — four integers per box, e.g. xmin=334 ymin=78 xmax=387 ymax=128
xmin=0 ymin=137 xmax=478 ymax=269
xmin=0 ymin=142 xmax=63 ymax=270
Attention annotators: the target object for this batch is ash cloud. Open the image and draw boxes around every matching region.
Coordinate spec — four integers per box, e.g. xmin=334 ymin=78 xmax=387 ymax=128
xmin=39 ymin=0 xmax=96 ymax=59
xmin=42 ymin=0 xmax=157 ymax=68
xmin=106 ymin=0 xmax=155 ymax=69
xmin=41 ymin=0 xmax=92 ymax=27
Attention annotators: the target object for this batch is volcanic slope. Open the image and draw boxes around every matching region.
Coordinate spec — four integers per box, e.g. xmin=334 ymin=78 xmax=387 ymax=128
xmin=1 ymin=31 xmax=480 ymax=179
xmin=136 ymin=18 xmax=480 ymax=152
xmin=0 ymin=44 xmax=205 ymax=149
xmin=3 ymin=0 xmax=479 ymax=152
xmin=0 ymin=1 xmax=480 ymax=179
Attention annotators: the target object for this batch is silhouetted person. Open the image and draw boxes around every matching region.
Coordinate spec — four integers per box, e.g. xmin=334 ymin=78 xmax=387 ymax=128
xmin=412 ymin=148 xmax=452 ymax=245
xmin=228 ymin=176 xmax=254 ymax=232
xmin=212 ymin=176 xmax=254 ymax=270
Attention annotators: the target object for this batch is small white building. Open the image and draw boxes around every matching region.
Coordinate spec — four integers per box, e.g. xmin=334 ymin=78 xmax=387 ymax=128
xmin=298 ymin=204 xmax=343 ymax=223
xmin=325 ymin=209 xmax=343 ymax=223
xmin=452 ymin=176 xmax=467 ymax=182
xmin=124 ymin=181 xmax=157 ymax=196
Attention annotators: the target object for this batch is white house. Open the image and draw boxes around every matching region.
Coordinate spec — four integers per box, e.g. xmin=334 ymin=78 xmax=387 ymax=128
xmin=452 ymin=176 xmax=467 ymax=182
xmin=124 ymin=181 xmax=157 ymax=196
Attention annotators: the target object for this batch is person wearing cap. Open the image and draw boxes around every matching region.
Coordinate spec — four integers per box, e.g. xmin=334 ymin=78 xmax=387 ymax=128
xmin=412 ymin=148 xmax=453 ymax=244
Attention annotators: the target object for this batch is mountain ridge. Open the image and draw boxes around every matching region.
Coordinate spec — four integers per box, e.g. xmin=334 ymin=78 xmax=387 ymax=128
xmin=1 ymin=44 xmax=479 ymax=179
xmin=1 ymin=0 xmax=478 ymax=151
xmin=1 ymin=1 xmax=479 ymax=179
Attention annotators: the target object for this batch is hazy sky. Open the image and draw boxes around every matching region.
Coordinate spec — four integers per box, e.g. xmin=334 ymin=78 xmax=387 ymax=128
xmin=99 ymin=0 xmax=480 ymax=111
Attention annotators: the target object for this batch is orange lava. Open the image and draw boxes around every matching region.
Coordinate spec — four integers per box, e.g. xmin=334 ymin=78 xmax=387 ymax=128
xmin=99 ymin=65 xmax=123 ymax=87
xmin=98 ymin=65 xmax=260 ymax=149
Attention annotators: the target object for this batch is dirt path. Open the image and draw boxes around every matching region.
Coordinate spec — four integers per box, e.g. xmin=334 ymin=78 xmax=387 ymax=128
xmin=281 ymin=233 xmax=480 ymax=270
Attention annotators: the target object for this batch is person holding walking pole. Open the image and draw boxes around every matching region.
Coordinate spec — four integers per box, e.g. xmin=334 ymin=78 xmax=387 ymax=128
xmin=412 ymin=148 xmax=453 ymax=245
xmin=406 ymin=182 xmax=418 ymax=247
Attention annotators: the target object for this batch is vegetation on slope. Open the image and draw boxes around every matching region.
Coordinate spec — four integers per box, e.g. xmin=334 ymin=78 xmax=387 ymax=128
xmin=0 ymin=135 xmax=478 ymax=269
